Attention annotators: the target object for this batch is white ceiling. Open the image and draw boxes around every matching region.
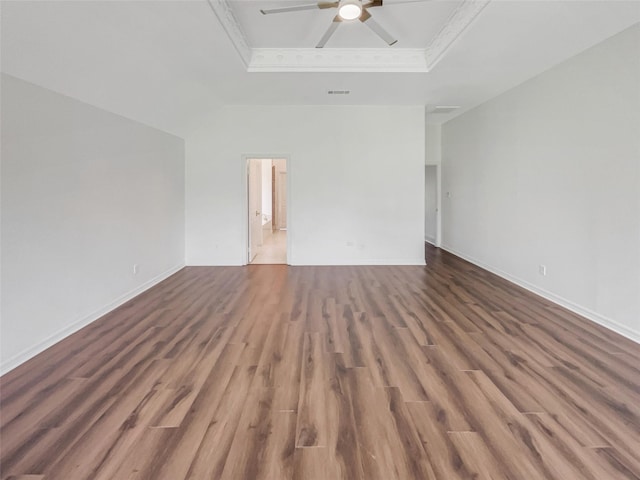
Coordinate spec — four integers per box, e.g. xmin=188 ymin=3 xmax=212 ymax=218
xmin=2 ymin=1 xmax=639 ymax=137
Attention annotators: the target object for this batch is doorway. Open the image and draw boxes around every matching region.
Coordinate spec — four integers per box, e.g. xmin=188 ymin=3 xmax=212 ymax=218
xmin=247 ymin=157 xmax=288 ymax=264
xmin=425 ymin=165 xmax=438 ymax=246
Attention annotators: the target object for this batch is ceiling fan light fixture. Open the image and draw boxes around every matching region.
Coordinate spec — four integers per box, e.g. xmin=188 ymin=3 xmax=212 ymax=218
xmin=338 ymin=0 xmax=362 ymax=20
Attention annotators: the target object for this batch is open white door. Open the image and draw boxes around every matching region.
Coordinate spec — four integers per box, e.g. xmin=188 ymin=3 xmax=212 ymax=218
xmin=248 ymin=159 xmax=262 ymax=262
xmin=277 ymin=171 xmax=287 ymax=230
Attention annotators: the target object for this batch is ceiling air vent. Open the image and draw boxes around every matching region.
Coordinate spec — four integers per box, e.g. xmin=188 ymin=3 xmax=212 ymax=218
xmin=328 ymin=90 xmax=350 ymax=95
xmin=430 ymin=105 xmax=461 ymax=114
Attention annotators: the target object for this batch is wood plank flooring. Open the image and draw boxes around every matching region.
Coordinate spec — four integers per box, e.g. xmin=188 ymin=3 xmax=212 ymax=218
xmin=1 ymin=245 xmax=639 ymax=479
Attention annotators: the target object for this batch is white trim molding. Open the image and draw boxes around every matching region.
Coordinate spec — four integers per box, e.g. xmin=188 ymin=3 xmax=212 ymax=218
xmin=441 ymin=245 xmax=640 ymax=345
xmin=290 ymin=258 xmax=427 ymax=266
xmin=0 ymin=263 xmax=185 ymax=376
xmin=424 ymin=0 xmax=490 ymax=70
xmin=249 ymin=48 xmax=428 ymax=73
xmin=206 ymin=0 xmax=251 ymax=66
xmin=208 ymin=0 xmax=491 ymax=73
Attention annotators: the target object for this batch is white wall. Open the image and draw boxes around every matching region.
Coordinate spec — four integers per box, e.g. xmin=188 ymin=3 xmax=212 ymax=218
xmin=441 ymin=25 xmax=640 ymax=342
xmin=186 ymin=106 xmax=425 ymax=266
xmin=1 ymin=75 xmax=186 ymax=373
xmin=425 ymin=123 xmax=441 ymax=166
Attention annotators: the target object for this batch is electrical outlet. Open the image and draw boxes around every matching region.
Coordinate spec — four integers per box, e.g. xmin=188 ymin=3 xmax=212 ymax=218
xmin=538 ymin=265 xmax=546 ymax=276
xmin=133 ymin=264 xmax=139 ymax=275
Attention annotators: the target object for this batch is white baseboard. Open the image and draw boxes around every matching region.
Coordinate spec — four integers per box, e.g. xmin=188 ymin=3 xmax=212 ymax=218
xmin=440 ymin=245 xmax=640 ymax=345
xmin=290 ymin=258 xmax=426 ymax=266
xmin=0 ymin=263 xmax=185 ymax=376
xmin=191 ymin=258 xmax=427 ymax=267
xmin=425 ymin=236 xmax=436 ymax=245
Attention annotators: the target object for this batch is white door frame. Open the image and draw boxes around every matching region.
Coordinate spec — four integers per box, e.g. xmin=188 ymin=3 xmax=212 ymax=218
xmin=241 ymin=154 xmax=292 ymax=265
xmin=436 ymin=163 xmax=442 ymax=247
xmin=247 ymin=158 xmax=262 ymax=263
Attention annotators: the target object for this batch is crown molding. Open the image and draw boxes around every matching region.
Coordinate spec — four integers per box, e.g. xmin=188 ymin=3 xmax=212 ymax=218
xmin=209 ymin=0 xmax=491 ymax=73
xmin=249 ymin=48 xmax=428 ymax=73
xmin=424 ymin=0 xmax=491 ymax=70
xmin=206 ymin=0 xmax=251 ymax=66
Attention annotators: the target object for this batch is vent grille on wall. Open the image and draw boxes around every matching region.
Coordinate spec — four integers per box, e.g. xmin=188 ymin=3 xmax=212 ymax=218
xmin=328 ymin=90 xmax=351 ymax=95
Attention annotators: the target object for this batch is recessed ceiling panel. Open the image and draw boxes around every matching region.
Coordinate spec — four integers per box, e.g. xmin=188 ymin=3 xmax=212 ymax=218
xmin=210 ymin=0 xmax=487 ymax=72
xmin=231 ymin=0 xmax=463 ymax=49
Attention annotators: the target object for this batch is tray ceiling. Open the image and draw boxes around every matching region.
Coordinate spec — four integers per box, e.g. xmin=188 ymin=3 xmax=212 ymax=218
xmin=3 ymin=1 xmax=639 ymax=136
xmin=209 ymin=0 xmax=490 ymax=72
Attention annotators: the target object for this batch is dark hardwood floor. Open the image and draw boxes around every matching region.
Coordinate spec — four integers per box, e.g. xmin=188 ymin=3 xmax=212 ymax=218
xmin=1 ymin=244 xmax=639 ymax=479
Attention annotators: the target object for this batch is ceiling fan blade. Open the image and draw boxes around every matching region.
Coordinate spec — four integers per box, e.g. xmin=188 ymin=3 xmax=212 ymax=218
xmin=378 ymin=0 xmax=433 ymax=4
xmin=318 ymin=1 xmax=340 ymax=9
xmin=316 ymin=17 xmax=341 ymax=48
xmin=260 ymin=3 xmax=336 ymax=15
xmin=360 ymin=10 xmax=397 ymax=46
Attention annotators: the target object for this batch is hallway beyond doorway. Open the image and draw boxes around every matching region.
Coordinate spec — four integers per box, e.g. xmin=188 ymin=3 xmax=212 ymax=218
xmin=247 ymin=156 xmax=288 ymax=265
xmin=250 ymin=229 xmax=286 ymax=264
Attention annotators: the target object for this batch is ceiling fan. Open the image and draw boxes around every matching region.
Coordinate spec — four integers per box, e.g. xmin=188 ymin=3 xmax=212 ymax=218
xmin=260 ymin=0 xmax=430 ymax=48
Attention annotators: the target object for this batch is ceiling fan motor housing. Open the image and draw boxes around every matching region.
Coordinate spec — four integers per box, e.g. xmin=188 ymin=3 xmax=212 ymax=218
xmin=338 ymin=0 xmax=363 ymax=20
